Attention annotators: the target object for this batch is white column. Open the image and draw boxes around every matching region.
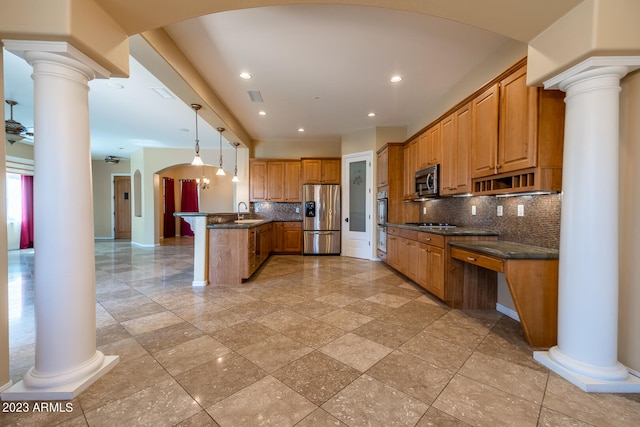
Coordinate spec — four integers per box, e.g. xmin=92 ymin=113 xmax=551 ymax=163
xmin=534 ymin=57 xmax=640 ymax=392
xmin=1 ymin=42 xmax=118 ymax=400
xmin=180 ymin=214 xmax=209 ymax=287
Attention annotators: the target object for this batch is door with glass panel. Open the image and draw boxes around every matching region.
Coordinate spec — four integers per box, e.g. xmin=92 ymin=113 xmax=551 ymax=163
xmin=342 ymin=152 xmax=373 ymax=259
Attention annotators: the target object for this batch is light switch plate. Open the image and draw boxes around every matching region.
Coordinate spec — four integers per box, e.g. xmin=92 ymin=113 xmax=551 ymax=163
xmin=471 ymin=205 xmax=477 ymax=216
xmin=497 ymin=205 xmax=503 ymax=216
xmin=517 ymin=205 xmax=524 ymax=217
xmin=423 ymin=207 xmax=427 ymax=214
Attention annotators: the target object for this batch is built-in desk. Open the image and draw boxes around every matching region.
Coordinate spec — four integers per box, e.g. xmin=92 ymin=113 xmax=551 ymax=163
xmin=449 ymin=241 xmax=559 ymax=349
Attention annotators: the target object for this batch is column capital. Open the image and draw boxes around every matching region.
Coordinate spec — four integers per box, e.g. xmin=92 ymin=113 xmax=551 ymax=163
xmin=544 ymin=56 xmax=640 ymax=91
xmin=2 ymin=40 xmax=111 ymax=79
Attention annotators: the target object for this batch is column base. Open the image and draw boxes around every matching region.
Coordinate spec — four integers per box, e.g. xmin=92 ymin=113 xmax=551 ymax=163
xmin=534 ymin=350 xmax=640 ymax=392
xmin=192 ymin=280 xmax=208 ymax=287
xmin=1 ymin=355 xmax=119 ymax=401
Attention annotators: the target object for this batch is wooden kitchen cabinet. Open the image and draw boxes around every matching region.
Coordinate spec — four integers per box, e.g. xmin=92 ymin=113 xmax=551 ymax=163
xmin=376 ymin=143 xmax=404 ymax=224
xmin=417 ymin=122 xmax=442 ymax=170
xmin=441 ymin=103 xmax=472 ymax=196
xmin=470 ymin=62 xmax=565 ymax=195
xmin=250 ymin=159 xmax=302 ymax=202
xmin=301 ymin=158 xmax=341 ymax=184
xmin=384 ymin=226 xmax=497 ymax=306
xmin=272 ymin=221 xmax=302 ymax=254
xmin=403 ymin=138 xmax=418 ymax=200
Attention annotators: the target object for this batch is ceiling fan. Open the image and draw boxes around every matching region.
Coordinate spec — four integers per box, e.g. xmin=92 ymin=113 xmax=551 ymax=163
xmin=5 ymin=99 xmax=34 ymax=144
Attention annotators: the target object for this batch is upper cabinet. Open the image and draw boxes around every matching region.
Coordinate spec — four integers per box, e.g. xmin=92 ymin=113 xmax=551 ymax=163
xmin=470 ymin=63 xmax=565 ymax=195
xmin=250 ymin=159 xmax=302 ymax=202
xmin=376 ymin=143 xmax=404 ymax=224
xmin=301 ymin=158 xmax=341 ymax=184
xmin=403 ymin=138 xmax=418 ymax=200
xmin=440 ymin=105 xmax=472 ymax=196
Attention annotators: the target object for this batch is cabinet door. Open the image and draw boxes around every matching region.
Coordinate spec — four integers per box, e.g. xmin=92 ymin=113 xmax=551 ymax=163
xmin=471 ymin=83 xmax=499 ymax=178
xmin=377 ymin=148 xmax=389 ymax=187
xmin=267 ymin=161 xmax=285 ymax=201
xmin=417 ymin=243 xmax=429 ymax=288
xmin=453 ymin=103 xmax=472 ymax=193
xmin=387 ymin=235 xmax=399 ymax=268
xmin=440 ymin=113 xmax=455 ymax=193
xmin=301 ymin=159 xmax=322 ymax=183
xmin=499 ymin=65 xmax=538 ymax=173
xmin=249 ymin=161 xmax=268 ymax=201
xmin=272 ymin=222 xmax=284 ymax=252
xmin=284 ymin=161 xmax=302 ymax=201
xmin=282 ymin=223 xmax=302 ymax=253
xmin=427 ymin=245 xmax=445 ymax=299
xmin=417 ymin=132 xmax=429 ymax=171
xmin=403 ymin=139 xmax=417 ymax=199
xmin=405 ymin=239 xmax=419 ymax=282
xmin=322 ymin=159 xmax=341 ymax=184
xmin=426 ymin=122 xmax=442 ymax=167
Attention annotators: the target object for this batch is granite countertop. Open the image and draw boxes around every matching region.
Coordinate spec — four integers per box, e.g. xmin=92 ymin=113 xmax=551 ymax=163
xmin=207 ymin=218 xmax=273 ymax=229
xmin=387 ymin=223 xmax=499 ymax=237
xmin=449 ymin=240 xmax=559 ymax=260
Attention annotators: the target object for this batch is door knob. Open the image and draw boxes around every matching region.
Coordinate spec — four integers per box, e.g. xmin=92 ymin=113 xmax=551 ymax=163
xmin=345 ymin=218 xmax=349 ymax=222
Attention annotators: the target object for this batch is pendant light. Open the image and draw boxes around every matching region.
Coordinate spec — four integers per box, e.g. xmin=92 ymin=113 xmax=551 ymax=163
xmin=216 ymin=127 xmax=226 ymax=175
xmin=231 ymin=142 xmax=240 ymax=182
xmin=190 ymin=104 xmax=204 ymax=166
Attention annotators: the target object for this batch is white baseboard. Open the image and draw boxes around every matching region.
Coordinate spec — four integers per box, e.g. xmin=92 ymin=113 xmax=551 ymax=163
xmin=0 ymin=380 xmax=13 ymax=393
xmin=130 ymin=241 xmax=159 ymax=248
xmin=496 ymin=303 xmax=520 ymax=322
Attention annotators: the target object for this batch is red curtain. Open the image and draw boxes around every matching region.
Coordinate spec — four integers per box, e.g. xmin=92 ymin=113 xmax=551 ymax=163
xmin=180 ymin=179 xmax=199 ymax=236
xmin=20 ymin=175 xmax=34 ymax=249
xmin=163 ymin=177 xmax=176 ymax=238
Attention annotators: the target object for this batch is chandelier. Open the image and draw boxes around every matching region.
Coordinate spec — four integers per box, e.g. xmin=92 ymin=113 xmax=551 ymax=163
xmin=5 ymin=100 xmax=28 ymax=144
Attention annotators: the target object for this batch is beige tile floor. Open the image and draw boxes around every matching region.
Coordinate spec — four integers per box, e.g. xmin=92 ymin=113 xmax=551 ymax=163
xmin=4 ymin=238 xmax=640 ymax=426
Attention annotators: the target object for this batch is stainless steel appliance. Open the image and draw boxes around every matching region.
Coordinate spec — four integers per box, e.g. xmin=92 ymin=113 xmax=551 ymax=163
xmin=303 ymin=184 xmax=341 ymax=254
xmin=415 ymin=164 xmax=439 ymax=198
xmin=376 ymin=189 xmax=388 ymax=253
xmin=376 ymin=189 xmax=388 ymax=226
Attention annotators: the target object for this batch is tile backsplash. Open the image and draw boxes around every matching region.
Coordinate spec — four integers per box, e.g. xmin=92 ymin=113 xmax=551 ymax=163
xmin=252 ymin=202 xmax=303 ymax=221
xmin=419 ymin=193 xmax=562 ymax=249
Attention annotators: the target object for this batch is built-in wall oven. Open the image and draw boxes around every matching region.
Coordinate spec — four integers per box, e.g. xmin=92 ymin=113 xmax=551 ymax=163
xmin=377 ymin=190 xmax=388 ymax=253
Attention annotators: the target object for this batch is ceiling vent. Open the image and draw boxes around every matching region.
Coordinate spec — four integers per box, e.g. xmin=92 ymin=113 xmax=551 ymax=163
xmin=248 ymin=90 xmax=264 ymax=103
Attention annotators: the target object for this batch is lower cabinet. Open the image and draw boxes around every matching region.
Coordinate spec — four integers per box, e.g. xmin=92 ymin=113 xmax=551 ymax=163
xmin=273 ymin=222 xmax=302 ymax=254
xmin=385 ymin=226 xmax=496 ymax=306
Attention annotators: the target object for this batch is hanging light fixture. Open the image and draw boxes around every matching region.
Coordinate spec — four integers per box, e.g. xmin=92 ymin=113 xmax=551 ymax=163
xmin=231 ymin=142 xmax=240 ymax=182
xmin=5 ymin=100 xmax=28 ymax=144
xmin=216 ymin=127 xmax=226 ymax=176
xmin=190 ymin=104 xmax=204 ymax=166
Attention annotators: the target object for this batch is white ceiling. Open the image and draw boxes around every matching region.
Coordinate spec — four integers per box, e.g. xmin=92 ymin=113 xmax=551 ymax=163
xmin=4 ymin=4 xmax=511 ymax=159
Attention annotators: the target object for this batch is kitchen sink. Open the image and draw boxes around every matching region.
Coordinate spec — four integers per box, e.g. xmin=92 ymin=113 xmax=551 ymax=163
xmin=233 ymin=219 xmax=264 ymax=224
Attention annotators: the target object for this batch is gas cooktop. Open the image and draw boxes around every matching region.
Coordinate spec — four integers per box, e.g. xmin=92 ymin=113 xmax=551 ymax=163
xmin=405 ymin=222 xmax=457 ymax=229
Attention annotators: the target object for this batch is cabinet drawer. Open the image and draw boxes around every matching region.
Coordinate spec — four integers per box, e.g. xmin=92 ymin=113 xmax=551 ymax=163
xmin=399 ymin=229 xmax=418 ymax=240
xmin=418 ymin=232 xmax=444 ymax=247
xmin=451 ymin=247 xmax=504 ymax=272
xmin=388 ymin=227 xmax=400 ymax=236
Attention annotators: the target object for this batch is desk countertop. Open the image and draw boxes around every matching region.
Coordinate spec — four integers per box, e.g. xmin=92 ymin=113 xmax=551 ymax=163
xmin=449 ymin=240 xmax=559 ymax=260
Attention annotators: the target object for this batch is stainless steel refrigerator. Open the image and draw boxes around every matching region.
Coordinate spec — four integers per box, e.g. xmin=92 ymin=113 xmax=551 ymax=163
xmin=303 ymin=184 xmax=341 ymax=255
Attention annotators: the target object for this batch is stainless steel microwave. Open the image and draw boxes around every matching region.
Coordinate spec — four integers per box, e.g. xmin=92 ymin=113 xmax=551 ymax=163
xmin=415 ymin=165 xmax=439 ymax=198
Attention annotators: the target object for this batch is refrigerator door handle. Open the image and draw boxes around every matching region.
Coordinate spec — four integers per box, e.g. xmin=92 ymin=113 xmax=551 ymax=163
xmin=309 ymin=231 xmax=333 ymax=235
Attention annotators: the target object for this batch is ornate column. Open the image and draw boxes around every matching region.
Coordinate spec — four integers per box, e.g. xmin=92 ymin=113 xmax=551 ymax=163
xmin=534 ymin=57 xmax=640 ymax=392
xmin=1 ymin=41 xmax=118 ymax=400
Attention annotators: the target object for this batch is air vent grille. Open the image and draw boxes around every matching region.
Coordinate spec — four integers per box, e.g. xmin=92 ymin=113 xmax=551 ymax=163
xmin=248 ymin=90 xmax=264 ymax=102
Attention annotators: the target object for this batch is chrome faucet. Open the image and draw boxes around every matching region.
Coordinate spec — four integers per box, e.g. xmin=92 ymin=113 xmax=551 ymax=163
xmin=237 ymin=201 xmax=248 ymax=220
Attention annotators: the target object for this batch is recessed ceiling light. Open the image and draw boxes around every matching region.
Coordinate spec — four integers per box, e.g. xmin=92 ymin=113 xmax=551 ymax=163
xmin=258 ymin=111 xmax=267 ymax=116
xmin=298 ymin=128 xmax=305 ymax=132
xmin=240 ymin=72 xmax=252 ymax=80
xmin=390 ymin=75 xmax=403 ymax=83
xmin=368 ymin=112 xmax=376 ymax=117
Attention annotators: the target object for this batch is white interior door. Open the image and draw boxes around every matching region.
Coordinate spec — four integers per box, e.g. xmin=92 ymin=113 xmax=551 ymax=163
xmin=342 ymin=151 xmax=373 ymax=259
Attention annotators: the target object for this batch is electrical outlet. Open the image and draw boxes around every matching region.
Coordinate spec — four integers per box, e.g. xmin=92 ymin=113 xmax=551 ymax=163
xmin=295 ymin=207 xmax=300 ymax=213
xmin=423 ymin=207 xmax=427 ymax=214
xmin=517 ymin=204 xmax=524 ymax=217
xmin=471 ymin=205 xmax=477 ymax=216
xmin=497 ymin=205 xmax=503 ymax=216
